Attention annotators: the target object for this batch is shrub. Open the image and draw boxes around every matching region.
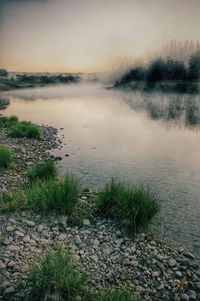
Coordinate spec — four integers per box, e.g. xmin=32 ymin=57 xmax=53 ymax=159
xmin=0 ymin=145 xmax=12 ymax=168
xmin=0 ymin=116 xmax=18 ymax=128
xmin=27 ymin=161 xmax=57 ymax=183
xmin=97 ymin=179 xmax=160 ymax=234
xmin=11 ymin=121 xmax=40 ymax=138
xmin=26 ymin=247 xmax=86 ymax=301
xmin=94 ymin=289 xmax=140 ymax=301
xmin=0 ymin=191 xmax=25 ymax=212
xmin=26 ymin=174 xmax=81 ymax=216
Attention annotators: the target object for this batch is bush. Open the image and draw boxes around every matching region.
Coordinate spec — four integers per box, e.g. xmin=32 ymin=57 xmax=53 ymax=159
xmin=0 ymin=191 xmax=25 ymax=212
xmin=27 ymin=161 xmax=57 ymax=183
xmin=26 ymin=174 xmax=81 ymax=216
xmin=97 ymin=179 xmax=160 ymax=233
xmin=0 ymin=116 xmax=18 ymax=128
xmin=11 ymin=121 xmax=40 ymax=138
xmin=94 ymin=289 xmax=140 ymax=301
xmin=0 ymin=145 xmax=12 ymax=168
xmin=26 ymin=247 xmax=86 ymax=301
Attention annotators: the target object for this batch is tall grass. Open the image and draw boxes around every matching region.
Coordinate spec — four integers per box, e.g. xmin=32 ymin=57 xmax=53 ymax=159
xmin=0 ymin=145 xmax=12 ymax=168
xmin=0 ymin=115 xmax=18 ymax=128
xmin=0 ymin=191 xmax=26 ymax=212
xmin=27 ymin=160 xmax=57 ymax=183
xmin=26 ymin=247 xmax=86 ymax=301
xmin=94 ymin=289 xmax=140 ymax=301
xmin=0 ymin=116 xmax=40 ymax=138
xmin=11 ymin=121 xmax=40 ymax=138
xmin=97 ymin=179 xmax=160 ymax=233
xmin=26 ymin=174 xmax=81 ymax=216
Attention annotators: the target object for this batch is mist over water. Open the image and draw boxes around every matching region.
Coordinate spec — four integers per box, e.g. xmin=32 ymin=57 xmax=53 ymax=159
xmin=2 ymin=83 xmax=200 ymax=259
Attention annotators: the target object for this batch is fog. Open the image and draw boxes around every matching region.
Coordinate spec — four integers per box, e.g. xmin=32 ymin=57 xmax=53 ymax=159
xmin=0 ymin=0 xmax=200 ymax=72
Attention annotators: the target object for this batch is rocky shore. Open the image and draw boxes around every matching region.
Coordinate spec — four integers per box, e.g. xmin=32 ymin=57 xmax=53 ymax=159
xmin=0 ymin=125 xmax=59 ymax=191
xmin=0 ymin=124 xmax=200 ymax=301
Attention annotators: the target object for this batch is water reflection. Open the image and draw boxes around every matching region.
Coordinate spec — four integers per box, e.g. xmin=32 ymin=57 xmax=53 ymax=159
xmin=124 ymin=92 xmax=200 ymax=129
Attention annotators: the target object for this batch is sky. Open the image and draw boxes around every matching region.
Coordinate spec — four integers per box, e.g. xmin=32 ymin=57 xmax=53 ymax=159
xmin=0 ymin=0 xmax=200 ymax=72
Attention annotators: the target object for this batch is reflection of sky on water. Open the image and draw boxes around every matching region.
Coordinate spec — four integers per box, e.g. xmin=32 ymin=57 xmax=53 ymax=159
xmin=3 ymin=83 xmax=200 ymax=259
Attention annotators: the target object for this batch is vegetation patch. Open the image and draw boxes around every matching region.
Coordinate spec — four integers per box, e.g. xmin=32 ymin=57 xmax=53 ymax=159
xmin=27 ymin=160 xmax=57 ymax=183
xmin=0 ymin=116 xmax=40 ymax=138
xmin=0 ymin=116 xmax=18 ymax=128
xmin=26 ymin=174 xmax=81 ymax=217
xmin=25 ymin=247 xmax=86 ymax=301
xmin=96 ymin=179 xmax=160 ymax=234
xmin=0 ymin=145 xmax=12 ymax=168
xmin=0 ymin=191 xmax=25 ymax=212
xmin=10 ymin=121 xmax=40 ymax=138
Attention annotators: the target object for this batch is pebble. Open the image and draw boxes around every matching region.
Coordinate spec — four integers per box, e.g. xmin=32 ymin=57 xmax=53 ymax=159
xmin=82 ymin=219 xmax=91 ymax=226
xmin=180 ymin=294 xmax=189 ymax=301
xmin=168 ymin=259 xmax=177 ymax=267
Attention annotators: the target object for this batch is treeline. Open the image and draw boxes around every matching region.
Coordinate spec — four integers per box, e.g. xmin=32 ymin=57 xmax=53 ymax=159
xmin=115 ymin=51 xmax=200 ymax=87
xmin=15 ymin=74 xmax=80 ymax=84
xmin=0 ymin=72 xmax=81 ymax=91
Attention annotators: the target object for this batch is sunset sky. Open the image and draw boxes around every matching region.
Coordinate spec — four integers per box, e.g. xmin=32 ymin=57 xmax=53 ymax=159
xmin=0 ymin=0 xmax=200 ymax=72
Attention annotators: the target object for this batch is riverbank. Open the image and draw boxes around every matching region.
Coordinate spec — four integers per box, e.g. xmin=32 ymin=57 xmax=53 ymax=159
xmin=0 ymin=122 xmax=200 ymax=301
xmin=113 ymin=80 xmax=200 ymax=94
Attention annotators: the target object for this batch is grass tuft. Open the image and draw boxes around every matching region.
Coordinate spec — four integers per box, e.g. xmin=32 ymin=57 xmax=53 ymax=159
xmin=26 ymin=246 xmax=86 ymax=301
xmin=0 ymin=191 xmax=26 ymax=212
xmin=0 ymin=145 xmax=12 ymax=168
xmin=26 ymin=174 xmax=81 ymax=216
xmin=27 ymin=160 xmax=57 ymax=183
xmin=0 ymin=115 xmax=18 ymax=128
xmin=97 ymin=179 xmax=160 ymax=234
xmin=11 ymin=121 xmax=40 ymax=138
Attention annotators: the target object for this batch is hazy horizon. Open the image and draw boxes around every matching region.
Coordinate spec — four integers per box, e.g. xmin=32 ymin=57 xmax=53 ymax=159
xmin=0 ymin=0 xmax=200 ymax=73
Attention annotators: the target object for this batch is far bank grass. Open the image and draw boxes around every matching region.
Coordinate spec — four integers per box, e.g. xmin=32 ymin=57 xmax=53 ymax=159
xmin=97 ymin=179 xmax=160 ymax=234
xmin=0 ymin=116 xmax=40 ymax=138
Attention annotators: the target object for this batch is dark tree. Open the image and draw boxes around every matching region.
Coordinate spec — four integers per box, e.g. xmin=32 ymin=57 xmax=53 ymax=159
xmin=188 ymin=51 xmax=200 ymax=80
xmin=146 ymin=59 xmax=166 ymax=82
xmin=0 ymin=69 xmax=8 ymax=77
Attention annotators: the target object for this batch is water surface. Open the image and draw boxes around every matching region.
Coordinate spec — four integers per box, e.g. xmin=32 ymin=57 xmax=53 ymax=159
xmin=2 ymin=83 xmax=200 ymax=259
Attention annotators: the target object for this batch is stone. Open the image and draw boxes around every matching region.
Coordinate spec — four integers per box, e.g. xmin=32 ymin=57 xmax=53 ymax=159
xmin=103 ymin=248 xmax=111 ymax=255
xmin=59 ymin=234 xmax=67 ymax=241
xmin=168 ymin=259 xmax=177 ymax=267
xmin=183 ymin=252 xmax=195 ymax=260
xmin=23 ymin=235 xmax=30 ymax=243
xmin=15 ymin=231 xmax=25 ymax=237
xmin=37 ymin=225 xmax=44 ymax=232
xmin=4 ymin=286 xmax=15 ymax=294
xmin=25 ymin=220 xmax=35 ymax=227
xmin=75 ymin=235 xmax=81 ymax=244
xmin=29 ymin=239 xmax=37 ymax=246
xmin=7 ymin=261 xmax=16 ymax=268
xmin=188 ymin=290 xmax=197 ymax=300
xmin=7 ymin=245 xmax=20 ymax=252
xmin=0 ymin=262 xmax=6 ymax=269
xmin=180 ymin=294 xmax=189 ymax=301
xmin=6 ymin=226 xmax=14 ymax=232
xmin=0 ymin=281 xmax=10 ymax=289
xmin=82 ymin=219 xmax=90 ymax=226
xmin=91 ymin=255 xmax=98 ymax=263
